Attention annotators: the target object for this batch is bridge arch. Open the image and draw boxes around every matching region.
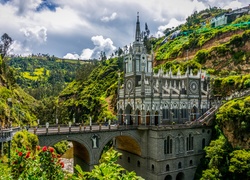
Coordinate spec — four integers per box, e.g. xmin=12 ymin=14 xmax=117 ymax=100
xmin=97 ymin=131 xmax=142 ymax=161
xmin=38 ymin=135 xmax=93 ymax=171
xmin=176 ymin=172 xmax=185 ymax=180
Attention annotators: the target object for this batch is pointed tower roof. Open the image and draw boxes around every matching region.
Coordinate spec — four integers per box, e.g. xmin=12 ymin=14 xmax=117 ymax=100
xmin=135 ymin=12 xmax=141 ymax=42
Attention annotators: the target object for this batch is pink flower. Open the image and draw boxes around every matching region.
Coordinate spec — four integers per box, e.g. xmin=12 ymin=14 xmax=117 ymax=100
xmin=42 ymin=146 xmax=47 ymax=152
xmin=18 ymin=152 xmax=23 ymax=156
xmin=36 ymin=146 xmax=40 ymax=151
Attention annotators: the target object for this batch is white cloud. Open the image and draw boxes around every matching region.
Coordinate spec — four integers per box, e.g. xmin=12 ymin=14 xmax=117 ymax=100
xmin=10 ymin=41 xmax=32 ymax=56
xmin=63 ymin=35 xmax=116 ymax=60
xmin=20 ymin=26 xmax=47 ymax=44
xmin=1 ymin=0 xmax=249 ymax=57
xmin=63 ymin=53 xmax=80 ymax=59
xmin=80 ymin=49 xmax=93 ymax=60
xmin=101 ymin=12 xmax=117 ymax=22
xmin=223 ymin=1 xmax=242 ymax=9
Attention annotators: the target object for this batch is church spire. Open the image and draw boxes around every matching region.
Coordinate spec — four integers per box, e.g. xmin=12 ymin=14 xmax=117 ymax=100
xmin=135 ymin=12 xmax=141 ymax=42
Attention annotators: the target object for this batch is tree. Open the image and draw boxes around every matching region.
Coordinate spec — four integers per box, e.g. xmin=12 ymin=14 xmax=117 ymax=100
xmin=143 ymin=23 xmax=151 ymax=53
xmin=75 ymin=63 xmax=98 ymax=82
xmin=229 ymin=149 xmax=250 ymax=179
xmin=115 ymin=47 xmax=123 ymax=57
xmin=0 ymin=33 xmax=13 ymax=59
xmin=100 ymin=51 xmax=107 ymax=61
xmin=11 ymin=130 xmax=38 ymax=151
xmin=74 ymin=147 xmax=144 ymax=180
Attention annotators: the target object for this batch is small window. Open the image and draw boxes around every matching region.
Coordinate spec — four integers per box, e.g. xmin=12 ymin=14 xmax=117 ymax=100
xmin=152 ymin=164 xmax=154 ymax=171
xmin=190 ymin=160 xmax=193 ymax=166
xmin=202 ymin=138 xmax=206 ymax=149
xmin=137 ymin=161 xmax=140 ymax=167
xmin=178 ymin=162 xmax=182 ymax=169
xmin=128 ymin=157 xmax=130 ymax=163
xmin=166 ymin=164 xmax=170 ymax=171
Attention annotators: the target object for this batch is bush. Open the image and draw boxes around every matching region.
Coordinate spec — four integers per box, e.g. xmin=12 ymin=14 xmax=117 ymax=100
xmin=244 ymin=79 xmax=250 ymax=88
xmin=11 ymin=146 xmax=65 ymax=179
xmin=11 ymin=130 xmax=38 ymax=152
xmin=195 ymin=49 xmax=209 ymax=64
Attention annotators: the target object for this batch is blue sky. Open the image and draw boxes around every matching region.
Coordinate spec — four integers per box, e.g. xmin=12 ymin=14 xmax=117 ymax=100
xmin=0 ymin=0 xmax=249 ymax=59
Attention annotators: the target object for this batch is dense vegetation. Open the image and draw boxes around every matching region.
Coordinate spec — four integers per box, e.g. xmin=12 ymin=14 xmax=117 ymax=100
xmin=0 ymin=5 xmax=250 ymax=179
xmin=57 ymin=57 xmax=123 ymax=124
xmin=0 ymin=34 xmax=39 ymax=127
xmin=8 ymin=55 xmax=98 ymax=100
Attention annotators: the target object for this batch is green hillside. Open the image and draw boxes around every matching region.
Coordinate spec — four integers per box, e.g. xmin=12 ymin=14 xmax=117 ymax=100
xmin=0 ymin=35 xmax=39 ymax=127
xmin=1 ymin=6 xmax=250 ymax=178
xmin=8 ymin=55 xmax=98 ymax=100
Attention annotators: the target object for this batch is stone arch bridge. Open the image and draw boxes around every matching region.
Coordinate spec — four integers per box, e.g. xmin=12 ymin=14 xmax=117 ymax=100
xmin=34 ymin=122 xmax=213 ymax=180
xmin=37 ymin=126 xmax=146 ymax=171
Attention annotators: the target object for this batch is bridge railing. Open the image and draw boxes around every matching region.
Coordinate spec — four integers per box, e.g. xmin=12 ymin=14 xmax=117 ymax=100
xmin=32 ymin=123 xmax=143 ymax=135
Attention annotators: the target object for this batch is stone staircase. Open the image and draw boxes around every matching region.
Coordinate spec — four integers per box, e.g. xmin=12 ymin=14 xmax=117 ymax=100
xmin=189 ymin=88 xmax=250 ymax=126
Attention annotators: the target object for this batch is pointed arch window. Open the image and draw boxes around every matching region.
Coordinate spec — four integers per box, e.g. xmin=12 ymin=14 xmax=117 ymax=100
xmin=186 ymin=134 xmax=194 ymax=151
xmin=164 ymin=136 xmax=173 ymax=154
xmin=166 ymin=164 xmax=170 ymax=171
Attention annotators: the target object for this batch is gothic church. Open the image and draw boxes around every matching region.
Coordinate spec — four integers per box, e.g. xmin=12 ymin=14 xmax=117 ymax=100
xmin=117 ymin=14 xmax=210 ymax=126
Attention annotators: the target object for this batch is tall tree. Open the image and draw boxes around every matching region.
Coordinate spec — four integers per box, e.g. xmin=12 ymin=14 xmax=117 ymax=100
xmin=0 ymin=33 xmax=13 ymax=59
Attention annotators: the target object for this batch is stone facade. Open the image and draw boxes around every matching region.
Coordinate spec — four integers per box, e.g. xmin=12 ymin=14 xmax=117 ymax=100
xmin=116 ymin=126 xmax=212 ymax=180
xmin=117 ymin=14 xmax=210 ymax=127
xmin=115 ymin=14 xmax=213 ymax=180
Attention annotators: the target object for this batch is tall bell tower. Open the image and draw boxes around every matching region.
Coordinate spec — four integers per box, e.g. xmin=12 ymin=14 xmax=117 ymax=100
xmin=121 ymin=13 xmax=153 ymax=125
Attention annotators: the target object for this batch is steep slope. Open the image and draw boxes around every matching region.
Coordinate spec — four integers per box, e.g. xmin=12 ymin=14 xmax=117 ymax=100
xmin=57 ymin=57 xmax=123 ymax=124
xmin=153 ymin=13 xmax=250 ymax=76
xmin=0 ymin=55 xmax=39 ymax=127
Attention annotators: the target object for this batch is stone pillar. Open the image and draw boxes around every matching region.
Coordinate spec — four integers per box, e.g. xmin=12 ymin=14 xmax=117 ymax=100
xmin=69 ymin=122 xmax=72 ymax=133
xmin=46 ymin=122 xmax=49 ymax=134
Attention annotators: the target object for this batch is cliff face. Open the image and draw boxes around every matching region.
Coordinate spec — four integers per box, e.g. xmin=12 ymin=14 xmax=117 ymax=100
xmin=216 ymin=95 xmax=250 ymax=149
xmin=222 ymin=120 xmax=250 ymax=149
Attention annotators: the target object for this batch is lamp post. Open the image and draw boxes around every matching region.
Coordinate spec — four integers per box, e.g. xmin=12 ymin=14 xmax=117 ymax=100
xmin=89 ymin=117 xmax=92 ymax=131
xmin=46 ymin=122 xmax=49 ymax=134
xmin=69 ymin=121 xmax=71 ymax=133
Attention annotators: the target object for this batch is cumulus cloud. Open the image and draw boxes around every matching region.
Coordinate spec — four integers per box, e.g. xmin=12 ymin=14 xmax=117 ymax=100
xmin=63 ymin=53 xmax=80 ymax=60
xmin=1 ymin=0 xmax=249 ymax=57
xmin=20 ymin=26 xmax=47 ymax=44
xmin=9 ymin=40 xmax=32 ymax=56
xmin=63 ymin=35 xmax=116 ymax=60
xmin=7 ymin=26 xmax=47 ymax=56
xmin=101 ymin=12 xmax=117 ymax=22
